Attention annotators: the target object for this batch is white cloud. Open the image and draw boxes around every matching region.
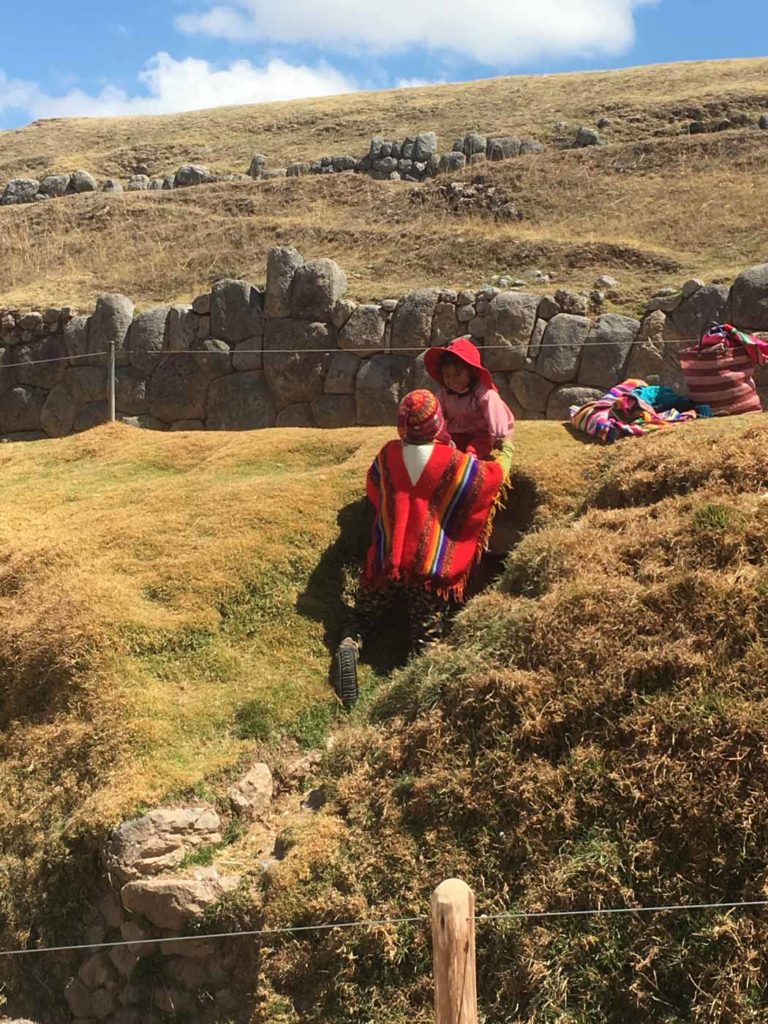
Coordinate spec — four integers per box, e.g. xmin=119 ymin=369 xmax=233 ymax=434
xmin=394 ymin=77 xmax=445 ymax=90
xmin=176 ymin=0 xmax=657 ymax=64
xmin=0 ymin=53 xmax=356 ymax=121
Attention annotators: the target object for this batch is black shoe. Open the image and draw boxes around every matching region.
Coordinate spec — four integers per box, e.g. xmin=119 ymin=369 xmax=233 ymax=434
xmin=333 ymin=637 xmax=360 ymax=709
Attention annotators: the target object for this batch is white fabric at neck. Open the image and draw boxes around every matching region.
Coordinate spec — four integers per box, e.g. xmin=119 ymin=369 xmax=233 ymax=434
xmin=402 ymin=442 xmax=433 ymax=485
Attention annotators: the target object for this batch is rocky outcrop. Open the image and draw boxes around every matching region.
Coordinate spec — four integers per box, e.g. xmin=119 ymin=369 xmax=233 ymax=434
xmin=105 ymin=807 xmax=222 ymax=884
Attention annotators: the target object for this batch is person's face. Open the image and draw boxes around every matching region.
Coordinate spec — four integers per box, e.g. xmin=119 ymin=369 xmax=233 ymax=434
xmin=442 ymin=361 xmax=471 ymax=392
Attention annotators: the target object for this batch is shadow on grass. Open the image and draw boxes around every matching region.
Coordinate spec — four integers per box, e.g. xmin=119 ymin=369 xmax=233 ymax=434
xmin=296 ymin=496 xmax=410 ymax=677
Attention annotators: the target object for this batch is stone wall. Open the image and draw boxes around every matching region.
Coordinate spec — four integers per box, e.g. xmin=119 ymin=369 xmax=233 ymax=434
xmin=6 ymin=107 xmax=768 ymax=208
xmin=0 ymin=127 xmax=547 ymax=206
xmin=1 ymin=253 xmax=768 ymax=440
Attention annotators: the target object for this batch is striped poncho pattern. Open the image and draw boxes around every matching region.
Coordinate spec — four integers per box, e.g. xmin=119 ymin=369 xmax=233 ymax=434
xmin=364 ymin=440 xmax=505 ymax=600
xmin=569 ymin=378 xmax=699 ymax=444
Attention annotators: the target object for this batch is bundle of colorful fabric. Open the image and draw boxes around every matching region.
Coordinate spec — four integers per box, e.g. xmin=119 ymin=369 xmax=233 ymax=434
xmin=569 ymin=378 xmax=712 ymax=444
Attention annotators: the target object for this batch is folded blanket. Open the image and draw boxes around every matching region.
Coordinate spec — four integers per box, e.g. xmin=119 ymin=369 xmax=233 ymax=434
xmin=569 ymin=378 xmax=701 ymax=444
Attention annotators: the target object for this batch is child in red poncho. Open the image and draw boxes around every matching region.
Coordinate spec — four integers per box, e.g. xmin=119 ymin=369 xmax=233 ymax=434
xmin=331 ymin=389 xmax=512 ymax=708
xmin=424 ymin=336 xmax=515 ymax=458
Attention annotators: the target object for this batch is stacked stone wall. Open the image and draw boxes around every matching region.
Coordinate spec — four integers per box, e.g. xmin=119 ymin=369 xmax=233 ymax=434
xmin=2 ymin=254 xmax=768 ymax=440
xmin=0 ymin=126 xmax=547 ymax=206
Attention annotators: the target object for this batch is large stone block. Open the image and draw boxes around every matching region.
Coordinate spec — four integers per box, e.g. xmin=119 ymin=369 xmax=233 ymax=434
xmin=121 ymin=873 xmax=241 ymax=931
xmin=413 ymin=132 xmax=438 ymax=161
xmin=625 ymin=310 xmax=669 ymax=383
xmin=1 ymin=178 xmax=39 ymax=205
xmin=15 ymin=336 xmax=67 ymax=389
xmin=290 ymin=259 xmax=348 ymax=321
xmin=460 ymin=132 xmax=487 ymax=157
xmin=115 ymin=367 xmax=149 ymax=416
xmin=547 ymin=385 xmax=603 ymax=421
xmin=39 ymin=174 xmax=71 ymax=197
xmin=174 ymin=164 xmax=214 ymax=187
xmin=729 ymin=263 xmax=768 ymax=330
xmin=0 ymin=350 xmax=16 ymax=398
xmin=431 ymin=302 xmax=460 ymax=346
xmin=206 ymin=371 xmax=276 ymax=430
xmin=65 ymin=366 xmax=107 ymax=405
xmin=391 ymin=289 xmax=440 ymax=353
xmin=41 ymin=383 xmax=76 ymax=437
xmin=211 ymin=279 xmax=264 ymax=344
xmin=167 ymin=305 xmax=197 ymax=351
xmin=311 ymin=394 xmax=357 ymax=428
xmin=62 ymin=314 xmax=90 ymax=363
xmin=149 ymin=356 xmax=210 ymax=422
xmin=106 ymin=807 xmax=222 ymax=885
xmin=0 ymin=386 xmax=46 ymax=432
xmin=127 ymin=307 xmax=170 ymax=374
xmin=193 ymin=339 xmax=233 ymax=379
xmin=276 ymin=403 xmax=314 ymax=427
xmin=232 ymin=337 xmax=263 ymax=372
xmin=356 ymin=355 xmax=413 ymax=425
xmin=578 ymin=313 xmax=639 ymax=389
xmin=70 ymin=169 xmax=98 ymax=193
xmin=509 ymin=371 xmax=556 ymax=413
xmin=339 ymin=305 xmax=387 ymax=355
xmin=411 ymin=352 xmax=440 ymax=394
xmin=90 ymin=293 xmax=134 ymax=366
xmin=325 ymin=350 xmax=361 ymax=394
xmin=537 ymin=313 xmax=590 ymax=383
xmin=670 ymin=284 xmax=729 ymax=341
xmin=438 ymin=152 xmax=466 ymax=174
xmin=263 ymin=319 xmax=335 ymax=406
xmin=74 ymin=401 xmax=109 ymax=432
xmin=266 ymin=247 xmax=304 ymax=319
xmin=484 ymin=292 xmax=540 ymax=371
xmin=487 ymin=137 xmax=521 ymax=160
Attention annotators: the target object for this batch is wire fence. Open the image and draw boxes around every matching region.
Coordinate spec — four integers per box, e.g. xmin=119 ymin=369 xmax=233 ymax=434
xmin=1 ymin=336 xmax=695 ymax=371
xmin=2 ymin=896 xmax=767 ymax=959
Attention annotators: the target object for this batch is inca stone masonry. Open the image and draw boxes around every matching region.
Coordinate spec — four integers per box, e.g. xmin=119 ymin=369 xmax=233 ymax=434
xmin=1 ymin=252 xmax=767 ymax=440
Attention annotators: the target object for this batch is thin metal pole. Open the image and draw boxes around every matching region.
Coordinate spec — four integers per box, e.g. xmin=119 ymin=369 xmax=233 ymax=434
xmin=108 ymin=341 xmax=116 ymax=422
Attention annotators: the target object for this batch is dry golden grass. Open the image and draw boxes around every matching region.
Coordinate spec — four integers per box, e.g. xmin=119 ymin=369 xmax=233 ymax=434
xmin=1 ymin=58 xmax=768 ymax=311
xmin=0 ymin=419 xmax=587 ymax=961
xmin=2 ymin=58 xmax=767 ymax=179
xmin=250 ymin=413 xmax=768 ymax=1024
xmin=1 ymin=130 xmax=767 ymax=313
xmin=0 ymin=413 xmax=764 ymax=1021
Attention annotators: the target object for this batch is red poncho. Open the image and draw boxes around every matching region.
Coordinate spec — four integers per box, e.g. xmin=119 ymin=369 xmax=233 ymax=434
xmin=364 ymin=440 xmax=505 ymax=600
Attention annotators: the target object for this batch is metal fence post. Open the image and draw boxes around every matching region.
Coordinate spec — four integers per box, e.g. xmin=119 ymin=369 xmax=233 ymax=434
xmin=108 ymin=340 xmax=116 ymax=422
xmin=431 ymin=878 xmax=478 ymax=1024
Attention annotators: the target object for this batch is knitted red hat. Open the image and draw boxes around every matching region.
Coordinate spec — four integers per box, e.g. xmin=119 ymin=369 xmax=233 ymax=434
xmin=424 ymin=336 xmax=496 ymax=392
xmin=397 ymin=390 xmax=445 ymax=443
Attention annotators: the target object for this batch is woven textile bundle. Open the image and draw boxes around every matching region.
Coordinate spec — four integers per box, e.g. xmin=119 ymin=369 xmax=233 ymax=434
xmin=679 ymin=323 xmax=766 ymax=416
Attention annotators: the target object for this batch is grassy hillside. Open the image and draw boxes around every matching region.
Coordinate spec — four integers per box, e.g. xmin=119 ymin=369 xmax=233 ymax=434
xmin=0 ymin=420 xmax=582 ymax=987
xmin=252 ymin=414 xmax=768 ymax=1024
xmin=3 ymin=59 xmax=767 ymax=180
xmin=2 ymin=59 xmax=768 ymax=311
xmin=1 ymin=413 xmax=765 ymax=1024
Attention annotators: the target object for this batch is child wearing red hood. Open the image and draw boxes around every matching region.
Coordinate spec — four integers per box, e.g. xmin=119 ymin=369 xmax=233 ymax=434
xmin=425 ymin=336 xmax=515 ymax=458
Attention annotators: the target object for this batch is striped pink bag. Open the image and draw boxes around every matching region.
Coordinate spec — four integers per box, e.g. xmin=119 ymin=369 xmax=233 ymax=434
xmin=679 ymin=324 xmax=764 ymax=416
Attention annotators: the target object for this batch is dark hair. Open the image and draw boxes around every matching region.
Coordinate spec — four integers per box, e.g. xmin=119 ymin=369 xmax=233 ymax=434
xmin=439 ymin=353 xmax=477 ymax=383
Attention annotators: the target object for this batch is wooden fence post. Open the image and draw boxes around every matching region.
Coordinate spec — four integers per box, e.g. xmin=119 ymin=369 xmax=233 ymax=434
xmin=431 ymin=878 xmax=478 ymax=1024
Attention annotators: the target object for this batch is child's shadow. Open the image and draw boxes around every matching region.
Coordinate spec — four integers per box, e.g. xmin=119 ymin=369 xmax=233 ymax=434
xmin=296 ymin=497 xmax=410 ymax=676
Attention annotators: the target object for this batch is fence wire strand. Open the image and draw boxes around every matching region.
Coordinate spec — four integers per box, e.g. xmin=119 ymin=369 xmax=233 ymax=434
xmin=2 ymin=898 xmax=767 ymax=959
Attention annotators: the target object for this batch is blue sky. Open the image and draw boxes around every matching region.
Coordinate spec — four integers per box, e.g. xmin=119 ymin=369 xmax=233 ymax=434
xmin=0 ymin=0 xmax=765 ymax=129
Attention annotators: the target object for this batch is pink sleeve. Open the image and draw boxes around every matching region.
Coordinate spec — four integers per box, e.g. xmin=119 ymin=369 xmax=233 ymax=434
xmin=482 ymin=389 xmax=516 ymax=439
